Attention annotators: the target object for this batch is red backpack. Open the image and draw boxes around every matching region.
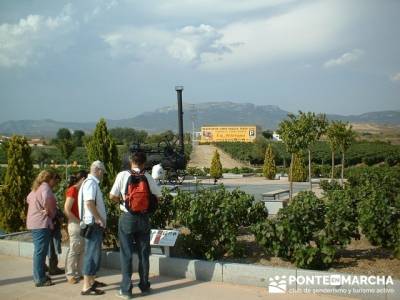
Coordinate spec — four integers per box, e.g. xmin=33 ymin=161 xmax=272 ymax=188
xmin=124 ymin=170 xmax=158 ymax=214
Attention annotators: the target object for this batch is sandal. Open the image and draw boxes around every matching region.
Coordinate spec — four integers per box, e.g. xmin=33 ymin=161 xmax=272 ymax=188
xmin=81 ymin=286 xmax=105 ymax=296
xmin=93 ymin=280 xmax=107 ymax=288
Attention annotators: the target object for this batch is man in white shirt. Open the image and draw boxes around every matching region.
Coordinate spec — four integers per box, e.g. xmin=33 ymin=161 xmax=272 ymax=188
xmin=110 ymin=151 xmax=161 ymax=299
xmin=78 ymin=160 xmax=107 ymax=296
xmin=151 ymin=162 xmax=164 ymax=184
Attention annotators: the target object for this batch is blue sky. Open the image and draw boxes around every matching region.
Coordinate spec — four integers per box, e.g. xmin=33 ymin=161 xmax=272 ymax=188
xmin=0 ymin=0 xmax=399 ymax=123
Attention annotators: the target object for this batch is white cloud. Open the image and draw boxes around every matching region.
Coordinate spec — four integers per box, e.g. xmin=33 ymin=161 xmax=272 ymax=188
xmin=154 ymin=0 xmax=297 ymax=17
xmin=84 ymin=0 xmax=118 ymax=23
xmin=0 ymin=4 xmax=76 ymax=68
xmin=199 ymin=0 xmax=352 ymax=71
xmin=102 ymin=24 xmax=231 ymax=65
xmin=323 ymin=49 xmax=364 ymax=68
xmin=167 ymin=24 xmax=231 ymax=64
xmin=390 ymin=72 xmax=400 ymax=82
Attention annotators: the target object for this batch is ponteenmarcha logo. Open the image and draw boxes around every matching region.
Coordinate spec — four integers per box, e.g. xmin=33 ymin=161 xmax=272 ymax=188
xmin=268 ymin=275 xmax=287 ymax=293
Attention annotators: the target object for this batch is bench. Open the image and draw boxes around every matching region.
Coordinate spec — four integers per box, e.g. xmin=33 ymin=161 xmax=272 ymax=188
xmin=262 ymin=189 xmax=290 ymax=200
xmin=149 ymin=229 xmax=179 ymax=257
xmin=261 ymin=189 xmax=290 ymax=215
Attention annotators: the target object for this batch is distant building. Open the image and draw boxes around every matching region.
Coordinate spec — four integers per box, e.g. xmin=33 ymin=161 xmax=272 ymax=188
xmin=27 ymin=138 xmax=45 ymax=147
xmin=0 ymin=136 xmax=11 ymax=144
xmin=200 ymin=125 xmax=258 ymax=143
xmin=272 ymin=131 xmax=282 ymax=141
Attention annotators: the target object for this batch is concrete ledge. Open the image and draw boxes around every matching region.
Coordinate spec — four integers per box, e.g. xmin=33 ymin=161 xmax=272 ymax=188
xmin=0 ymin=239 xmax=19 ymax=256
xmin=223 ymin=263 xmax=296 ymax=289
xmin=19 ymin=241 xmax=34 ymax=258
xmin=156 ymin=256 xmax=223 ymax=282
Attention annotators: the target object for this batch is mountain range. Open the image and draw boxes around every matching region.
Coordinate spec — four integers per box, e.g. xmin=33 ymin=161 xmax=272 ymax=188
xmin=0 ymin=102 xmax=399 ymax=137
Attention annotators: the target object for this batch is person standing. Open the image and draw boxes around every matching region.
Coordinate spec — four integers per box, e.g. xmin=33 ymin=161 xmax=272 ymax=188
xmin=151 ymin=161 xmax=164 ymax=185
xmin=110 ymin=151 xmax=161 ymax=299
xmin=26 ymin=170 xmax=60 ymax=287
xmin=64 ymin=170 xmax=88 ymax=284
xmin=78 ymin=161 xmax=107 ymax=296
xmin=47 ymin=173 xmax=63 ymax=276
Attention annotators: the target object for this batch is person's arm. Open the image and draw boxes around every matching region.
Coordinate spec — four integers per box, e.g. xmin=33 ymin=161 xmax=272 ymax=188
xmin=64 ymin=197 xmax=79 ymax=223
xmin=86 ymin=200 xmax=105 ymax=228
xmin=146 ymin=174 xmax=162 ymax=199
xmin=43 ymin=189 xmax=57 ymax=219
xmin=109 ymin=172 xmax=122 ymax=202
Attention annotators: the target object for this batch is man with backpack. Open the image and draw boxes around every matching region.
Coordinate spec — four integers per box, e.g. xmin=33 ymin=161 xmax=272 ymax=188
xmin=110 ymin=151 xmax=161 ymax=299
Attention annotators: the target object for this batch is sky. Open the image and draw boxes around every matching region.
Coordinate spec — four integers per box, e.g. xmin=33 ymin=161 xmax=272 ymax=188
xmin=0 ymin=0 xmax=399 ymax=123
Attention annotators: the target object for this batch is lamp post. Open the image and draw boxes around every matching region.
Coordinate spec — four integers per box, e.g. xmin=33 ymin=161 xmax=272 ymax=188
xmin=175 ymin=86 xmax=184 ymax=155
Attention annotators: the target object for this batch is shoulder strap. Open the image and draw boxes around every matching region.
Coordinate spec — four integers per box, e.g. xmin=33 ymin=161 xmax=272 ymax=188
xmin=79 ymin=178 xmax=98 ymax=221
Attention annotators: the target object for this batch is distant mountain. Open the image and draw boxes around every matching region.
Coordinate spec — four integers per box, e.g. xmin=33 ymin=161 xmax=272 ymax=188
xmin=0 ymin=102 xmax=399 ymax=137
xmin=327 ymin=111 xmax=400 ymax=124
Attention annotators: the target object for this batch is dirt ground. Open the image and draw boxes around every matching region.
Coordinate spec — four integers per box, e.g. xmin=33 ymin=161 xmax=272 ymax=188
xmin=188 ymin=144 xmax=247 ymax=169
xmin=352 ymin=122 xmax=400 ymax=144
xmin=222 ymin=232 xmax=400 ymax=280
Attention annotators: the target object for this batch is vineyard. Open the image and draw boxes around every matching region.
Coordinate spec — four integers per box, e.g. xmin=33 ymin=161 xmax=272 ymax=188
xmin=215 ymin=140 xmax=400 ymax=167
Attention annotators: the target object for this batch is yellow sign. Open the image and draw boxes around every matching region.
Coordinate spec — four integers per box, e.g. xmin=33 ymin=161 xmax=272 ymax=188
xmin=200 ymin=125 xmax=257 ymax=143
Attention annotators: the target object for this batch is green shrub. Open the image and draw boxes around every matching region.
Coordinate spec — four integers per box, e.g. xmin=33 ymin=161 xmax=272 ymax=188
xmin=173 ymin=186 xmax=267 ymax=260
xmin=150 ymin=188 xmax=175 ymax=229
xmin=186 ymin=166 xmax=207 ymax=177
xmin=320 ymin=180 xmax=343 ymax=193
xmin=252 ymin=190 xmax=357 ymax=269
xmin=350 ymin=167 xmax=400 ymax=254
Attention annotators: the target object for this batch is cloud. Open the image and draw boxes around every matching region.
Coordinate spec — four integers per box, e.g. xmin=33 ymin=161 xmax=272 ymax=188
xmin=197 ymin=0 xmax=352 ymax=70
xmin=154 ymin=0 xmax=297 ymax=17
xmin=390 ymin=72 xmax=400 ymax=82
xmin=84 ymin=0 xmax=118 ymax=23
xmin=0 ymin=4 xmax=76 ymax=68
xmin=102 ymin=24 xmax=232 ymax=65
xmin=167 ymin=24 xmax=231 ymax=64
xmin=323 ymin=49 xmax=364 ymax=68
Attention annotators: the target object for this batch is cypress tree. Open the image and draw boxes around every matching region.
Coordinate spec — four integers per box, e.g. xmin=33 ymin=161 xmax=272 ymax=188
xmin=85 ymin=118 xmax=121 ymax=248
xmin=263 ymin=144 xmax=276 ymax=180
xmin=210 ymin=150 xmax=223 ymax=183
xmin=85 ymin=118 xmax=120 ymax=189
xmin=289 ymin=152 xmax=307 ymax=182
xmin=0 ymin=136 xmax=34 ymax=232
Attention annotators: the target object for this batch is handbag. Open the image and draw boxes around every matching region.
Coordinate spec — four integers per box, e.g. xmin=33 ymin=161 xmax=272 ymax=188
xmin=79 ymin=178 xmax=98 ymax=239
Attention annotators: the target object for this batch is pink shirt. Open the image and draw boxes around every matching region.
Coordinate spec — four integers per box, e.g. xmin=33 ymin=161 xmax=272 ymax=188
xmin=26 ymin=182 xmax=57 ymax=230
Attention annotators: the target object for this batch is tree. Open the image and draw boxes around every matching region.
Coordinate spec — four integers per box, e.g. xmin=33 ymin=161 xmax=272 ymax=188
xmin=326 ymin=121 xmax=355 ymax=184
xmin=289 ymin=152 xmax=307 ymax=182
xmin=336 ymin=122 xmax=356 ymax=185
xmin=263 ymin=144 xmax=276 ymax=179
xmin=298 ymin=112 xmax=327 ymax=190
xmin=57 ymin=128 xmax=72 ymax=140
xmin=262 ymin=130 xmax=273 ymax=140
xmin=72 ymin=130 xmax=85 ymax=147
xmin=277 ymin=114 xmax=308 ymax=200
xmin=33 ymin=148 xmax=50 ymax=168
xmin=86 ymin=119 xmax=121 ymax=190
xmin=55 ymin=128 xmax=76 ymax=179
xmin=0 ymin=136 xmax=34 ymax=232
xmin=85 ymin=119 xmax=121 ymax=247
xmin=326 ymin=122 xmax=340 ymax=180
xmin=210 ymin=150 xmax=223 ymax=183
xmin=109 ymin=127 xmax=148 ymax=145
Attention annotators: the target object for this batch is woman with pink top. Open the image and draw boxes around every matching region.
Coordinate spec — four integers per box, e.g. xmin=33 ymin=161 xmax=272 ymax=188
xmin=26 ymin=170 xmax=60 ymax=287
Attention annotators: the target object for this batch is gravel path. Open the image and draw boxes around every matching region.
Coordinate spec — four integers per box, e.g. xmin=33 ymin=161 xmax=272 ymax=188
xmin=188 ymin=144 xmax=247 ymax=169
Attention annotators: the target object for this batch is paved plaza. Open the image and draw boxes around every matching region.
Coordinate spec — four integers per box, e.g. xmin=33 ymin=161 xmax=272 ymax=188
xmin=0 ymin=255 xmax=359 ymax=300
